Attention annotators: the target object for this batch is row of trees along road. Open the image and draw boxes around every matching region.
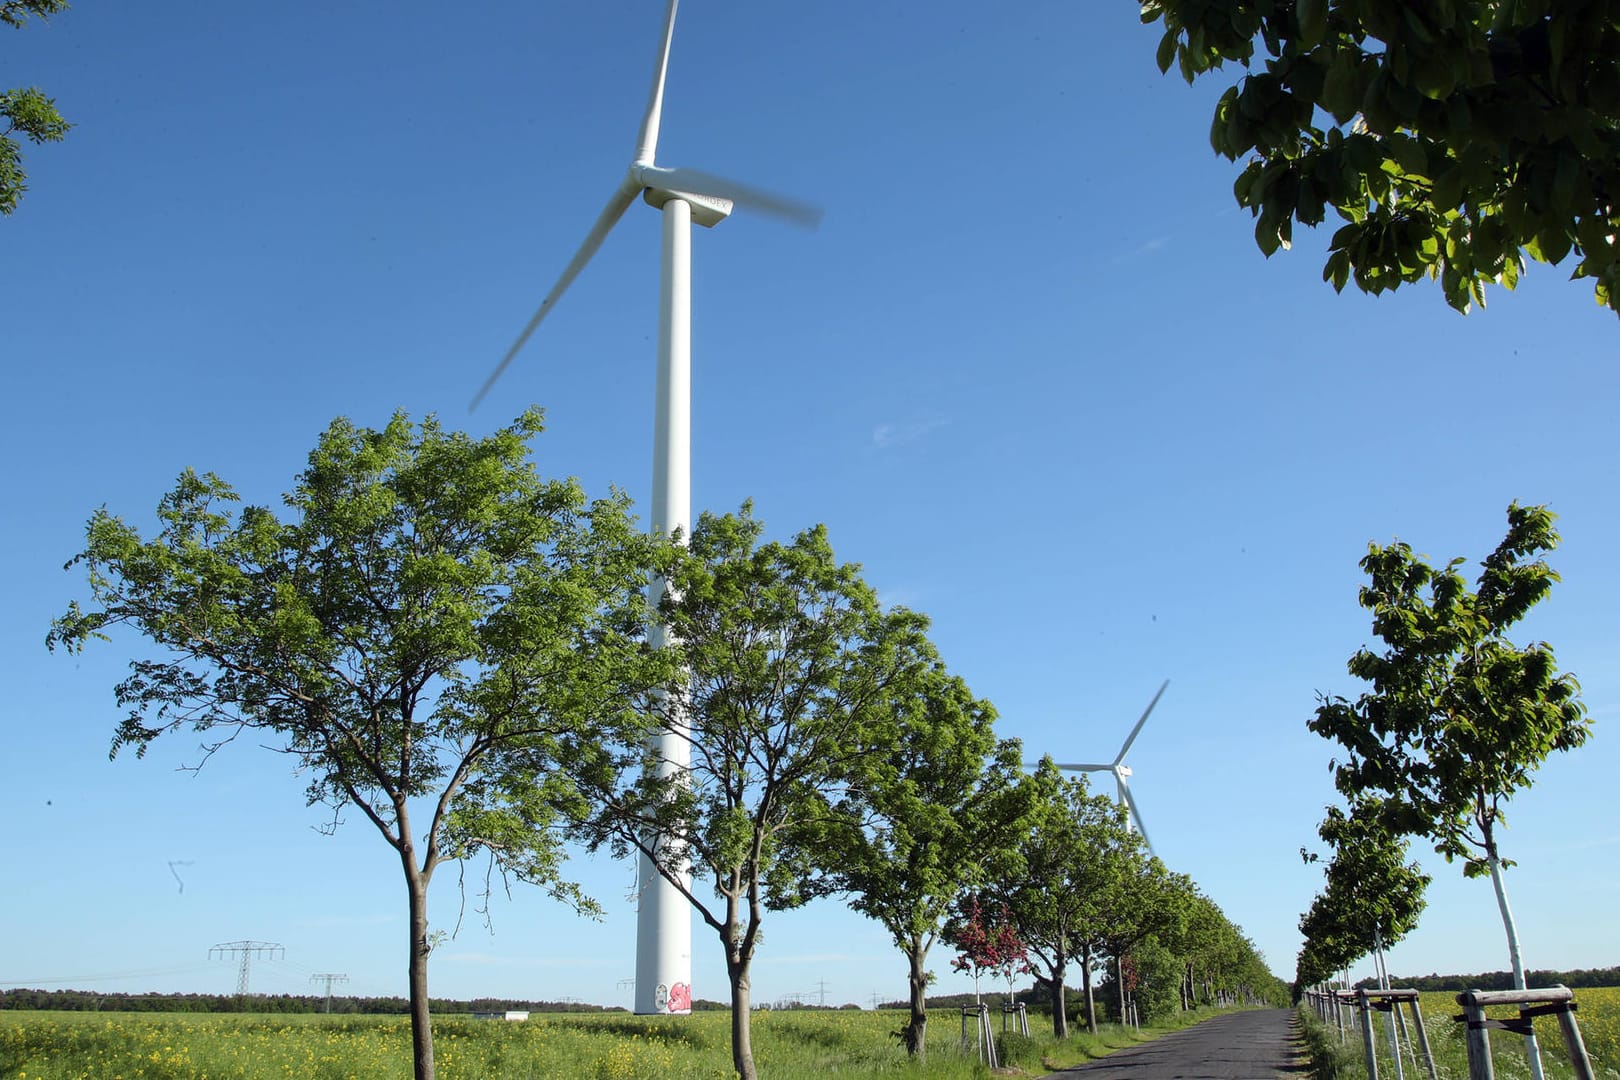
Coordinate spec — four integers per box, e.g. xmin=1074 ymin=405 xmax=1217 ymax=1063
xmin=52 ymin=409 xmax=1285 ymax=1080
xmin=1299 ymin=504 xmax=1592 ymax=1080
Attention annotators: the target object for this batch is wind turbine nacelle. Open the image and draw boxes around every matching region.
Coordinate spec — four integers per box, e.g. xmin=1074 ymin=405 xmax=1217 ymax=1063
xmin=1116 ymin=764 xmax=1132 ymax=778
xmin=643 ymin=187 xmax=733 ymax=228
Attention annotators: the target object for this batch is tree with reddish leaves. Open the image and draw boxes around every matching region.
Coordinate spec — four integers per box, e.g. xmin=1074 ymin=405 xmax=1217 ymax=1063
xmin=946 ymin=896 xmax=1030 ymax=1006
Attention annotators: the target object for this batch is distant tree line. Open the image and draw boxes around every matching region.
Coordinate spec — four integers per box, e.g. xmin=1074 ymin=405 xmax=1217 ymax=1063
xmin=0 ymin=989 xmax=626 ymax=1014
xmin=1354 ymin=967 xmax=1620 ymax=994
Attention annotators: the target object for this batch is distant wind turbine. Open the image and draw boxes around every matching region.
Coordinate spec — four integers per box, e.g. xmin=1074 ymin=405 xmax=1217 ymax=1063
xmin=1041 ymin=680 xmax=1169 ymax=856
xmin=469 ymin=0 xmax=820 ymax=1017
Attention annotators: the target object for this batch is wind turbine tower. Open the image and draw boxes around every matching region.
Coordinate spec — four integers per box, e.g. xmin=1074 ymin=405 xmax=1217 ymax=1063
xmin=471 ymin=0 xmax=818 ymax=1015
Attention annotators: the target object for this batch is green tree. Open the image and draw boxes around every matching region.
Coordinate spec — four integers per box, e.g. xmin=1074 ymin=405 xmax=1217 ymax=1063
xmin=3 ymin=0 xmax=71 ymax=216
xmin=1170 ymin=891 xmax=1278 ymax=1009
xmin=1140 ymin=0 xmax=1620 ymax=313
xmin=48 ymin=410 xmax=666 ymax=1080
xmin=1306 ymin=798 xmax=1429 ymax=976
xmin=1002 ymin=760 xmax=1151 ymax=1038
xmin=571 ymin=506 xmax=935 ymax=1080
xmin=1309 ymin=502 xmax=1590 ymax=1080
xmin=1295 ymin=796 xmax=1428 ymax=999
xmin=1097 ymin=859 xmax=1194 ymax=1026
xmin=812 ymin=665 xmax=1028 ymax=1059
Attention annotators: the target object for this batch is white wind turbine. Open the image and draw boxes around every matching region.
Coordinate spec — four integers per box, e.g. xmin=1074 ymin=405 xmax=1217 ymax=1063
xmin=469 ymin=0 xmax=820 ymax=1016
xmin=1046 ymin=680 xmax=1169 ymax=856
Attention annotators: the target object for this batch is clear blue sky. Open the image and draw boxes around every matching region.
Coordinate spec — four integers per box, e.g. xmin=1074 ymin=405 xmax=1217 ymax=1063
xmin=4 ymin=0 xmax=1615 ymax=1010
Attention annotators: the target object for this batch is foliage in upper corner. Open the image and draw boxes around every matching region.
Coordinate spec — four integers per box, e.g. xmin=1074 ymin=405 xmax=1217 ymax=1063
xmin=1139 ymin=0 xmax=1620 ymax=314
xmin=1 ymin=1 xmax=68 ymax=30
xmin=1307 ymin=503 xmax=1591 ymax=878
xmin=3 ymin=1 xmax=71 ymax=216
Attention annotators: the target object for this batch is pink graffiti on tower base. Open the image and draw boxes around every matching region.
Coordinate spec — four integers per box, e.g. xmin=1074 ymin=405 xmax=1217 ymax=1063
xmin=667 ymin=981 xmax=691 ymax=1013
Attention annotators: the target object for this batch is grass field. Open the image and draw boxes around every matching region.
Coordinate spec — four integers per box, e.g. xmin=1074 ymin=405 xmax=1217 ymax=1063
xmin=0 ymin=1005 xmax=1232 ymax=1079
xmin=1307 ymin=986 xmax=1620 ymax=1079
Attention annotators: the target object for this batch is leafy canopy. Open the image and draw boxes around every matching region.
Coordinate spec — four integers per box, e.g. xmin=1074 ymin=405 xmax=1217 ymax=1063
xmin=1141 ymin=0 xmax=1620 ymax=313
xmin=817 ymin=663 xmax=1025 ymax=948
xmin=1309 ymin=503 xmax=1590 ymax=877
xmin=1295 ymin=797 xmax=1429 ymax=987
xmin=50 ymin=407 xmax=669 ymax=894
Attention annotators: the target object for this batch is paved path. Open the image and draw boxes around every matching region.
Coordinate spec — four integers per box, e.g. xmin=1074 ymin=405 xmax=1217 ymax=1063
xmin=1044 ymin=1009 xmax=1307 ymax=1079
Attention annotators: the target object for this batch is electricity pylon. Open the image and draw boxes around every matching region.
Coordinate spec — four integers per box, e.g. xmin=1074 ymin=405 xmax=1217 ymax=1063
xmin=208 ymin=940 xmax=283 ymax=995
xmin=310 ymin=973 xmax=349 ymax=1013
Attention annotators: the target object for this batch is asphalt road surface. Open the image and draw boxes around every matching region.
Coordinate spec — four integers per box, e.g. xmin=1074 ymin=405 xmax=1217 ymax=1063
xmin=1045 ymin=1009 xmax=1307 ymax=1079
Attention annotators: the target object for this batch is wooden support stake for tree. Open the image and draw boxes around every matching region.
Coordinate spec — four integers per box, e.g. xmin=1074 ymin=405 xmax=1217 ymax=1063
xmin=1357 ymin=990 xmax=1381 ymax=1080
xmin=1458 ymin=994 xmax=1496 ymax=1080
xmin=1555 ymin=1004 xmax=1596 ymax=1080
xmin=1406 ymin=995 xmax=1439 ymax=1080
xmin=1456 ymin=986 xmax=1599 ymax=1080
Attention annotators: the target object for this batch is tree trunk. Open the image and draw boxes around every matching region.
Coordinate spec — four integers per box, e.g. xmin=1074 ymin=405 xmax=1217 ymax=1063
xmin=727 ymin=953 xmax=758 ymax=1080
xmin=1081 ymin=944 xmax=1097 ymax=1035
xmin=1488 ymin=851 xmax=1545 ymax=1080
xmin=404 ymin=861 xmax=435 ymax=1080
xmin=1049 ymin=959 xmax=1069 ymax=1039
xmin=1117 ymin=953 xmax=1127 ymax=1026
xmin=902 ymin=941 xmax=929 ymax=1060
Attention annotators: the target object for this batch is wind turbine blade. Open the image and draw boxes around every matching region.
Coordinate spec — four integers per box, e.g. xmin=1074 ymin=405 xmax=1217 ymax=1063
xmin=1118 ymin=777 xmax=1155 ymax=855
xmin=1049 ymin=763 xmax=1113 ymax=772
xmin=1114 ymin=678 xmax=1170 ymax=765
xmin=470 ymin=185 xmax=637 ymax=412
xmin=632 ymin=0 xmax=679 ymax=165
xmin=636 ymin=164 xmax=823 ymax=228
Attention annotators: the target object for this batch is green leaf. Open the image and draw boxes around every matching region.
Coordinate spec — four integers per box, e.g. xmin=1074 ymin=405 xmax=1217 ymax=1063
xmin=1297 ymin=0 xmax=1328 ymax=48
xmin=1321 ymin=51 xmax=1364 ymax=124
xmin=1388 ymin=135 xmax=1428 ymax=177
xmin=1256 ymin=216 xmax=1283 ymax=257
xmin=1156 ymin=29 xmax=1178 ymax=75
xmin=1532 ymin=227 xmax=1572 ymax=265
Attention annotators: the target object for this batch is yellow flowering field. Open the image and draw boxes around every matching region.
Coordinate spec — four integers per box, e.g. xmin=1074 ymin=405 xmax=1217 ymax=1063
xmin=0 ymin=1004 xmax=1212 ymax=1079
xmin=1573 ymin=986 xmax=1620 ymax=1073
xmin=0 ymin=1008 xmax=993 ymax=1079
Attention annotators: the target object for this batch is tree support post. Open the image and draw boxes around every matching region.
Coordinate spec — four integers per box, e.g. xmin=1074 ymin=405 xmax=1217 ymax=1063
xmin=961 ymin=1003 xmax=998 ymax=1067
xmin=1455 ymin=987 xmax=1596 ymax=1080
xmin=1357 ymin=990 xmax=1381 ymax=1080
xmin=1406 ymin=993 xmax=1439 ymax=1080
xmin=1336 ymin=989 xmax=1357 ymax=1043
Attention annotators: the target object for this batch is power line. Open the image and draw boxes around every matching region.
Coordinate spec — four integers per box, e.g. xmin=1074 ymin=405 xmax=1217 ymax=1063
xmin=208 ymin=941 xmax=283 ymax=996
xmin=0 ymin=964 xmax=214 ymax=987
